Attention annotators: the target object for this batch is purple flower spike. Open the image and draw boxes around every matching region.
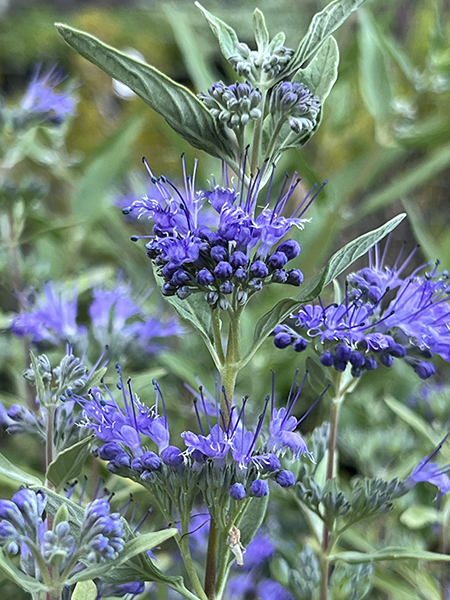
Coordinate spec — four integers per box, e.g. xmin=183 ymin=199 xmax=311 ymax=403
xmin=406 ymin=435 xmax=450 ymax=497
xmin=21 ymin=65 xmax=77 ymax=124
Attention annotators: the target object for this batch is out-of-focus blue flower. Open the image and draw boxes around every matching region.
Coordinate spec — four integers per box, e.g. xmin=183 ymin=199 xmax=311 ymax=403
xmin=406 ymin=435 xmax=450 ymax=497
xmin=21 ymin=65 xmax=77 ymax=124
xmin=273 ymin=243 xmax=450 ymax=379
xmin=10 ymin=279 xmax=182 ymax=357
xmin=124 ymin=155 xmax=324 ymax=308
xmin=11 ymin=282 xmax=84 ymax=344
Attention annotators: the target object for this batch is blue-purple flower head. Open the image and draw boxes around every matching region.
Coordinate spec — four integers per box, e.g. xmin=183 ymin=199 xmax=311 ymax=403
xmin=124 ymin=155 xmax=325 ymax=309
xmin=20 ymin=65 xmax=77 ymax=125
xmin=78 ymin=367 xmax=324 ymax=499
xmin=273 ymin=242 xmax=450 ymax=379
xmin=406 ymin=435 xmax=450 ymax=497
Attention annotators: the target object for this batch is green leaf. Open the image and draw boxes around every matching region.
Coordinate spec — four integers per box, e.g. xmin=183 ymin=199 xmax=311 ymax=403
xmin=0 ymin=549 xmax=48 ymax=593
xmin=247 ymin=213 xmax=405 ymax=362
xmin=383 ymin=396 xmax=440 ymax=446
xmin=294 ymin=36 xmax=339 ymax=103
xmin=253 ymin=9 xmax=269 ymax=51
xmin=239 ymin=495 xmax=269 ymax=546
xmin=72 ymin=115 xmax=145 ymax=220
xmin=0 ymin=452 xmax=42 ymax=486
xmin=289 ymin=0 xmax=366 ymax=73
xmin=77 ymin=366 xmax=108 ymax=396
xmin=67 ymin=529 xmax=178 ymax=585
xmin=72 ymin=580 xmax=98 ymax=600
xmin=358 ymin=9 xmax=393 ymax=124
xmin=195 ymin=2 xmax=239 ymax=60
xmin=331 ymin=547 xmax=450 ymax=564
xmin=352 ymin=143 xmax=450 ymax=222
xmin=55 ymin=24 xmax=235 ymax=162
xmin=153 ymin=267 xmax=220 ymax=367
xmin=29 ymin=351 xmax=46 ymax=405
xmin=400 ymin=505 xmax=442 ymax=529
xmin=46 ymin=435 xmax=94 ymax=491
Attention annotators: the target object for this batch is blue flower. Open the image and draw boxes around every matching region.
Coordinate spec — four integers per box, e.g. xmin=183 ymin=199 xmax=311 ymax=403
xmin=21 ymin=65 xmax=77 ymax=124
xmin=124 ymin=155 xmax=324 ymax=308
xmin=11 ymin=282 xmax=84 ymax=344
xmin=406 ymin=435 xmax=450 ymax=497
xmin=273 ymin=243 xmax=450 ymax=379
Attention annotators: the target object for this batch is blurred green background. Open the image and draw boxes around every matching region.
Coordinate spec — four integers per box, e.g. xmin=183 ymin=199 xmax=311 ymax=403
xmin=1 ymin=1 xmax=450 ymax=598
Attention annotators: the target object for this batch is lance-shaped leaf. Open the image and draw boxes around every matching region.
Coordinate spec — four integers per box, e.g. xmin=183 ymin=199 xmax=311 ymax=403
xmin=195 ymin=2 xmax=239 ymax=59
xmin=72 ymin=580 xmax=97 ymax=600
xmin=244 ymin=213 xmax=405 ymax=364
xmin=55 ymin=24 xmax=235 ymax=162
xmin=330 ymin=547 xmax=450 ymax=564
xmin=0 ymin=452 xmax=42 ymax=486
xmin=46 ymin=435 xmax=94 ymax=492
xmin=287 ymin=0 xmax=366 ymax=73
xmin=293 ymin=36 xmax=339 ymax=104
xmin=253 ymin=8 xmax=270 ymax=51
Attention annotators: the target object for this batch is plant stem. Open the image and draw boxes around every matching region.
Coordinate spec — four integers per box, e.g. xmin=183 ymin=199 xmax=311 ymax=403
xmin=250 ymin=91 xmax=267 ymax=174
xmin=319 ymin=376 xmax=345 ymax=600
xmin=179 ymin=527 xmax=209 ymax=600
xmin=204 ymin=518 xmax=220 ymax=599
xmin=212 ymin=308 xmax=225 ymax=366
xmin=45 ymin=404 xmax=56 ymax=483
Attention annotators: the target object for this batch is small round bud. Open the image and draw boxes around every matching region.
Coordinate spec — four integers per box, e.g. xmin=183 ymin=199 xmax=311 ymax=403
xmin=268 ymin=252 xmax=288 ymax=269
xmin=364 ymin=357 xmax=378 ymax=371
xmin=349 ymin=351 xmax=365 ymax=367
xmin=234 ymin=267 xmax=248 ymax=282
xmin=320 ymin=351 xmax=334 ymax=367
xmin=275 ymin=470 xmax=296 ymax=488
xmin=380 ymin=354 xmax=394 ymax=368
xmin=98 ymin=443 xmax=124 ymax=461
xmin=230 ymin=251 xmax=249 ymax=269
xmin=272 ymin=269 xmax=288 ymax=283
xmin=293 ymin=338 xmax=308 ymax=352
xmin=250 ymin=479 xmax=269 ymax=497
xmin=229 ymin=483 xmax=246 ymax=501
xmin=389 ymin=343 xmax=406 ymax=358
xmin=259 ymin=454 xmax=281 ymax=472
xmin=220 ymin=281 xmax=234 ymax=294
xmin=274 ymin=332 xmax=292 ymax=349
xmin=161 ymin=446 xmax=184 ymax=467
xmin=210 ymin=246 xmax=228 ymax=262
xmin=176 ymin=286 xmax=192 ymax=300
xmin=214 ymin=261 xmax=233 ymax=280
xmin=141 ymin=451 xmax=161 ymax=471
xmin=277 ymin=240 xmax=301 ymax=260
xmin=286 ymin=269 xmax=304 ymax=286
xmin=197 ymin=269 xmax=215 ymax=286
xmin=172 ymin=269 xmax=191 ymax=286
xmin=335 ymin=344 xmax=351 ymax=362
xmin=414 ymin=361 xmax=437 ymax=380
xmin=250 ymin=260 xmax=269 ymax=278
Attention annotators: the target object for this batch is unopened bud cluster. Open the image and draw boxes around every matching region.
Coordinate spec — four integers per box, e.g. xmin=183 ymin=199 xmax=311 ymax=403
xmin=154 ymin=237 xmax=303 ymax=310
xmin=270 ymin=81 xmax=321 ymax=134
xmin=229 ymin=42 xmax=294 ymax=81
xmin=199 ymin=81 xmax=262 ymax=129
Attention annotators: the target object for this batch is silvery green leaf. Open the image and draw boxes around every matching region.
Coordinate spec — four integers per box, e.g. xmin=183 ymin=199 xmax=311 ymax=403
xmin=55 ymin=24 xmax=235 ymax=162
xmin=288 ymin=0 xmax=366 ymax=73
xmin=358 ymin=9 xmax=393 ymax=124
xmin=67 ymin=529 xmax=179 ymax=585
xmin=293 ymin=36 xmax=339 ymax=103
xmin=245 ymin=213 xmax=405 ymax=364
xmin=195 ymin=2 xmax=239 ymax=59
xmin=239 ymin=495 xmax=269 ymax=546
xmin=330 ymin=547 xmax=450 ymax=563
xmin=72 ymin=580 xmax=97 ymax=600
xmin=0 ymin=452 xmax=42 ymax=486
xmin=46 ymin=435 xmax=94 ymax=492
xmin=253 ymin=9 xmax=269 ymax=51
xmin=153 ymin=266 xmax=220 ymax=368
xmin=268 ymin=31 xmax=286 ymax=51
xmin=0 ymin=549 xmax=48 ymax=594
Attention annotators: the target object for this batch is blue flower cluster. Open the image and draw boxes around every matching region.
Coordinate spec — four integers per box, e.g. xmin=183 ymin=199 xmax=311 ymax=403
xmin=273 ymin=244 xmax=450 ymax=379
xmin=198 ymin=81 xmax=263 ymax=129
xmin=20 ymin=65 xmax=77 ymax=125
xmin=78 ymin=367 xmax=324 ymax=501
xmin=11 ymin=280 xmax=181 ymax=355
xmin=0 ymin=489 xmax=124 ymax=580
xmin=124 ymin=157 xmax=321 ymax=309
